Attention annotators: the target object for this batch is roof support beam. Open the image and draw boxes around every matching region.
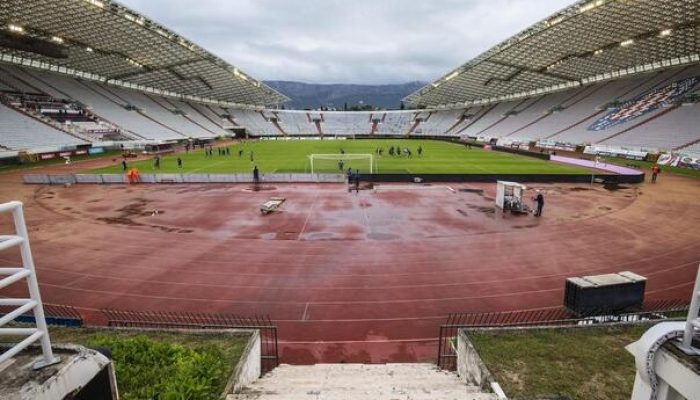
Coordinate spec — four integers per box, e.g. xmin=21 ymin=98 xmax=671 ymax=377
xmin=487 ymin=60 xmax=577 ymax=82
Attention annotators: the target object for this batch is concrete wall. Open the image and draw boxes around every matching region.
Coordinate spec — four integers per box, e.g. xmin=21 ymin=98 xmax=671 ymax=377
xmin=24 ymin=173 xmax=345 ymax=184
xmin=228 ymin=330 xmax=262 ymax=394
xmin=457 ymin=330 xmax=510 ymax=399
xmin=457 ymin=330 xmax=493 ymax=389
xmin=0 ymin=344 xmax=117 ymax=400
xmin=25 ymin=171 xmax=644 ymax=185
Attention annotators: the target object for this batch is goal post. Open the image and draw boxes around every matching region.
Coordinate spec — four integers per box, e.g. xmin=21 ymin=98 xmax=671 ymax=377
xmin=308 ymin=154 xmax=375 ymax=174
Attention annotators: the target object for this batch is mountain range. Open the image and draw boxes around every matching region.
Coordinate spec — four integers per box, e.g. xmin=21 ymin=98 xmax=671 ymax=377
xmin=264 ymin=81 xmax=426 ymax=110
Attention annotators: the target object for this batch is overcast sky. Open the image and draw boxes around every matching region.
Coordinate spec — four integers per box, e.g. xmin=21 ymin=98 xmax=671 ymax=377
xmin=119 ymin=0 xmax=574 ymax=85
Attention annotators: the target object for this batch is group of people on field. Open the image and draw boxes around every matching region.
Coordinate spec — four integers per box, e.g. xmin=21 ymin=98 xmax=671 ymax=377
xmin=204 ymin=146 xmax=233 ymax=157
xmin=376 ymin=145 xmax=422 ymax=158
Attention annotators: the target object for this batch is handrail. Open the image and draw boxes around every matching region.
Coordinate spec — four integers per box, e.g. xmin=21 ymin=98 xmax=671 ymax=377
xmin=680 ymin=265 xmax=700 ymax=354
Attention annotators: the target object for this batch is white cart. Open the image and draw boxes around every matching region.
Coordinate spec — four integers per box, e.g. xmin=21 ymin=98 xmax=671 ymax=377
xmin=495 ymin=181 xmax=530 ymax=214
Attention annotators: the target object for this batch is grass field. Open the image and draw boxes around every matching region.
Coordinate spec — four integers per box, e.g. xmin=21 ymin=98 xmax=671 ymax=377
xmin=48 ymin=327 xmax=249 ymax=400
xmin=470 ymin=325 xmax=648 ymax=400
xmin=92 ymin=139 xmax=592 ymax=175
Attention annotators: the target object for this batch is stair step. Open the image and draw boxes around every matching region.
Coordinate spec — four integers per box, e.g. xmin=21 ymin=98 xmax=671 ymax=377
xmin=229 ymin=364 xmax=497 ymax=400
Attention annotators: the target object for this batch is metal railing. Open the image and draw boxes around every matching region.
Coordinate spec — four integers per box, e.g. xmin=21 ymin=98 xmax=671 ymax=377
xmin=0 ymin=201 xmax=60 ymax=369
xmin=0 ymin=302 xmax=83 ymax=327
xmin=102 ymin=309 xmax=279 ymax=374
xmin=436 ymin=300 xmax=690 ymax=370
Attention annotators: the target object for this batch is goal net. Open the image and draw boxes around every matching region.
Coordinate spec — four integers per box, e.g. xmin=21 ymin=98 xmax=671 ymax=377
xmin=308 ymin=154 xmax=375 ymax=174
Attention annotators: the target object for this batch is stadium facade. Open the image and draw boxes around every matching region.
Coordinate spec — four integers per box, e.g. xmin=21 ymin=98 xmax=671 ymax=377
xmin=0 ymin=0 xmax=698 ymax=156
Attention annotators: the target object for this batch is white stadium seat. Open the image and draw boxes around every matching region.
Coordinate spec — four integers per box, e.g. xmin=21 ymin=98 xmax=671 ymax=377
xmin=2 ymin=64 xmax=699 ymax=153
xmin=0 ymin=103 xmax=86 ymax=150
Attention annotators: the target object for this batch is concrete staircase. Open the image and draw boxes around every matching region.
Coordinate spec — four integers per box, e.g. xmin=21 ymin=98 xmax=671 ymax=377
xmin=229 ymin=363 xmax=498 ymax=400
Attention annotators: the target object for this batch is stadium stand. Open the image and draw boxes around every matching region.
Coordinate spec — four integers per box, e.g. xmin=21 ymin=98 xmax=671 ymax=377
xmin=0 ymin=80 xmax=13 ymax=93
xmin=0 ymin=68 xmax=40 ymax=93
xmin=479 ymin=96 xmax=545 ymax=137
xmin=189 ymin=103 xmax=234 ymax=130
xmin=449 ymin=106 xmax=491 ymax=135
xmin=321 ymin=112 xmax=370 ymax=136
xmin=0 ymin=102 xmax=87 ymax=150
xmin=375 ymin=112 xmax=414 ymax=136
xmin=602 ymin=101 xmax=700 ymax=150
xmin=26 ymin=69 xmax=180 ymax=141
xmin=260 ymin=110 xmax=287 ymax=135
xmin=102 ymin=86 xmax=214 ymax=138
xmin=0 ymin=65 xmax=67 ymax=99
xmin=229 ymin=109 xmax=280 ymax=136
xmin=453 ymin=101 xmax=524 ymax=137
xmin=415 ymin=109 xmax=468 ymax=136
xmin=679 ymin=142 xmax=700 ymax=155
xmin=3 ymin=61 xmax=700 ymax=154
xmin=272 ymin=111 xmax=316 ymax=135
xmin=548 ymin=66 xmax=699 ymax=146
xmin=148 ymin=96 xmax=228 ymax=136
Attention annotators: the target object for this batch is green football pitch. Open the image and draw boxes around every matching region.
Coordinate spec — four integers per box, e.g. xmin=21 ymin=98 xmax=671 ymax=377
xmin=91 ymin=139 xmax=592 ymax=175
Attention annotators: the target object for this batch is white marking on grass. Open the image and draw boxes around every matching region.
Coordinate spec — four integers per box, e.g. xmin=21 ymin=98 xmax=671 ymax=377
xmin=188 ymin=160 xmax=229 ymax=174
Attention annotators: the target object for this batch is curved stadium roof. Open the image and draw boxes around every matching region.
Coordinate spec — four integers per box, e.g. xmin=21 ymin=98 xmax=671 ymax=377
xmin=0 ymin=0 xmax=289 ymax=107
xmin=406 ymin=0 xmax=699 ymax=109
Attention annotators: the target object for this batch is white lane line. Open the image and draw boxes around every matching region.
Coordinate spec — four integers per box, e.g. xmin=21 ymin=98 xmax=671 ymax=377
xmin=301 ymin=303 xmax=310 ymax=321
xmin=298 ymin=193 xmax=318 ymax=240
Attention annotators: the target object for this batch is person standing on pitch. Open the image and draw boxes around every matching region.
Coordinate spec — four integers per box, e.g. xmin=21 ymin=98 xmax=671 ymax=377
xmin=177 ymin=157 xmax=183 ymax=169
xmin=533 ymin=190 xmax=544 ymax=217
xmin=122 ymin=159 xmax=128 ymax=171
xmin=651 ymin=164 xmax=661 ymax=184
xmin=346 ymin=168 xmax=353 ymax=192
xmin=253 ymin=165 xmax=260 ymax=184
xmin=153 ymin=155 xmax=161 ymax=170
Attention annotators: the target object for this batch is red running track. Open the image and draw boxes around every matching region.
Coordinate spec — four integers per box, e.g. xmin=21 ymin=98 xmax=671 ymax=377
xmin=0 ymin=162 xmax=698 ymax=364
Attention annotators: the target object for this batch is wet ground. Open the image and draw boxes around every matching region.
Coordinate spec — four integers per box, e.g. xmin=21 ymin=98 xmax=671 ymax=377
xmin=29 ymin=182 xmax=637 ymax=241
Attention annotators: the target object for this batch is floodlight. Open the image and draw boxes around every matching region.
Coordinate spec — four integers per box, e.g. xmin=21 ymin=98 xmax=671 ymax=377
xmin=8 ymin=24 xmax=24 ymax=33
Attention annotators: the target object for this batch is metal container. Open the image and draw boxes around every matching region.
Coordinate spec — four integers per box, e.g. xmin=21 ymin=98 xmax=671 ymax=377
xmin=564 ymin=271 xmax=646 ymax=316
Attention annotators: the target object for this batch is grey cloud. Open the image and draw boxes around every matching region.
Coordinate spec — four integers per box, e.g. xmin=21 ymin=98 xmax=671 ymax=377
xmin=119 ymin=0 xmax=574 ymax=84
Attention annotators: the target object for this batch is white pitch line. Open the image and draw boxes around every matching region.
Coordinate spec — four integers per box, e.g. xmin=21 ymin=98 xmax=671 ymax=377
xmin=188 ymin=160 xmax=230 ymax=174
